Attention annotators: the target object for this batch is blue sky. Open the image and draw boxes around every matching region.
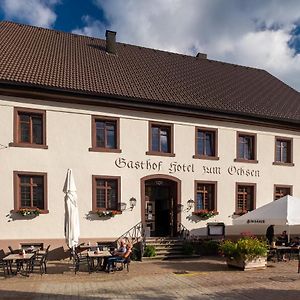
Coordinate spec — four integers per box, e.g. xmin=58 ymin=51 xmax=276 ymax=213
xmin=0 ymin=0 xmax=300 ymax=91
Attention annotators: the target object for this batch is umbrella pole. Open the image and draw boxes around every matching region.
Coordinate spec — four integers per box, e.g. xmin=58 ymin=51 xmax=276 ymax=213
xmin=288 ymin=226 xmax=290 ymax=243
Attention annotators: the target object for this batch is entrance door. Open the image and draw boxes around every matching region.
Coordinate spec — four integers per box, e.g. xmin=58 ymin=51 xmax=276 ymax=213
xmin=144 ymin=179 xmax=178 ymax=237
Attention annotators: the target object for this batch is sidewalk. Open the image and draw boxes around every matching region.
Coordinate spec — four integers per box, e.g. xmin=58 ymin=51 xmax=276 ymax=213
xmin=0 ymin=257 xmax=299 ymax=299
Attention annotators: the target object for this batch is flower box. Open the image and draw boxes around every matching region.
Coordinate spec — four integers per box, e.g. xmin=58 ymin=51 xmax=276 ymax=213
xmin=95 ymin=210 xmax=122 ymax=218
xmin=192 ymin=210 xmax=219 ymax=219
xmin=220 ymin=237 xmax=268 ymax=271
xmin=17 ymin=208 xmax=40 ymax=217
xmin=226 ymin=256 xmax=267 ymax=270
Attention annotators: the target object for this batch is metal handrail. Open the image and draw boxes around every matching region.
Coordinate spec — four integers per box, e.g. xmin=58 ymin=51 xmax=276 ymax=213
xmin=114 ymin=221 xmax=145 ymax=260
xmin=178 ymin=222 xmax=190 ymax=240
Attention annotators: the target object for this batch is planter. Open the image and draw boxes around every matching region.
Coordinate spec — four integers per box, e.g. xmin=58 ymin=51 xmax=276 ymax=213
xmin=226 ymin=256 xmax=267 ymax=271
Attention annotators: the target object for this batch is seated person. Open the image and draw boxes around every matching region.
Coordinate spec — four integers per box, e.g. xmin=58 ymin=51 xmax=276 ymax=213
xmin=102 ymin=239 xmax=127 ymax=270
xmin=106 ymin=243 xmax=132 ymax=273
xmin=290 ymin=237 xmax=300 ymax=247
xmin=276 ymin=230 xmax=288 ymax=246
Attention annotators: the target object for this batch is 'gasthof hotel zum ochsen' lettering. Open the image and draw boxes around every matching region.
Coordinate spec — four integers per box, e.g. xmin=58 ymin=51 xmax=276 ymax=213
xmin=114 ymin=157 xmax=260 ymax=177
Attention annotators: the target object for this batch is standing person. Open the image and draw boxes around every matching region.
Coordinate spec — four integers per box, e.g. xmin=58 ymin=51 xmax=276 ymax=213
xmin=266 ymin=225 xmax=274 ymax=245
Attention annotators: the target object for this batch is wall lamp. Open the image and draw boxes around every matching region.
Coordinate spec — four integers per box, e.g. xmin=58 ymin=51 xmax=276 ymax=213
xmin=129 ymin=197 xmax=137 ymax=210
xmin=186 ymin=199 xmax=195 ymax=211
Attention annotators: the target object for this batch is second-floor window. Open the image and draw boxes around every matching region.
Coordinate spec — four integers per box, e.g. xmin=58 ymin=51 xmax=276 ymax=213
xmin=274 ymin=137 xmax=293 ymax=165
xmin=90 ymin=116 xmax=120 ymax=152
xmin=236 ymin=183 xmax=256 ymax=214
xmin=147 ymin=122 xmax=174 ymax=156
xmin=12 ymin=108 xmax=47 ymax=148
xmin=236 ymin=132 xmax=257 ymax=162
xmin=195 ymin=127 xmax=218 ymax=159
xmin=92 ymin=176 xmax=120 ymax=211
xmin=195 ymin=181 xmax=216 ymax=211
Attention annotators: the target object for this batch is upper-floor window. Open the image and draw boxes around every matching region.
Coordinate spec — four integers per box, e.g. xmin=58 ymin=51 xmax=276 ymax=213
xmin=146 ymin=122 xmax=174 ymax=157
xmin=14 ymin=171 xmax=48 ymax=213
xmin=235 ymin=132 xmax=257 ymax=163
xmin=235 ymin=183 xmax=256 ymax=214
xmin=10 ymin=108 xmax=47 ymax=149
xmin=90 ymin=116 xmax=121 ymax=153
xmin=274 ymin=137 xmax=293 ymax=166
xmin=194 ymin=127 xmax=218 ymax=160
xmin=274 ymin=185 xmax=292 ymax=200
xmin=194 ymin=181 xmax=216 ymax=211
xmin=92 ymin=176 xmax=120 ymax=211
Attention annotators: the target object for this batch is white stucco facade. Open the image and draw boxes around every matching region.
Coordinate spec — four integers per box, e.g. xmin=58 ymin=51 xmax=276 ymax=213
xmin=1 ymin=94 xmax=300 ymax=248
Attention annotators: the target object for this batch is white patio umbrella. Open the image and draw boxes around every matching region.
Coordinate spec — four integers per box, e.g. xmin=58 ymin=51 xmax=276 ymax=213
xmin=63 ymin=169 xmax=80 ymax=249
xmin=233 ymin=195 xmax=300 ymax=241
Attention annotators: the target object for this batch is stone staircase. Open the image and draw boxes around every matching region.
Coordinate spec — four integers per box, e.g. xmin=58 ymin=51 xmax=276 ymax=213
xmin=143 ymin=237 xmax=200 ymax=260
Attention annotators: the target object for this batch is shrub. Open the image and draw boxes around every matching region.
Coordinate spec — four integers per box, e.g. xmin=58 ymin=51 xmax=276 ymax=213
xmin=219 ymin=237 xmax=268 ymax=261
xmin=182 ymin=242 xmax=195 ymax=255
xmin=200 ymin=240 xmax=220 ymax=256
xmin=143 ymin=245 xmax=156 ymax=257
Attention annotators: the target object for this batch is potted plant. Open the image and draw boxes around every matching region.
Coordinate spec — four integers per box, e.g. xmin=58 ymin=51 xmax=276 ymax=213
xmin=192 ymin=209 xmax=219 ymax=219
xmin=219 ymin=237 xmax=268 ymax=270
xmin=17 ymin=208 xmax=40 ymax=217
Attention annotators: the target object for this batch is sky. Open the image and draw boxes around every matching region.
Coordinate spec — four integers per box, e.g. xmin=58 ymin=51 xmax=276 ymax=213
xmin=0 ymin=0 xmax=299 ymax=92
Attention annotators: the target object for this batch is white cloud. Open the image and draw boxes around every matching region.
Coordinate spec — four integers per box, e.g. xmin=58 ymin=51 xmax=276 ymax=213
xmin=0 ymin=0 xmax=59 ymax=28
xmin=72 ymin=15 xmax=105 ymax=38
xmin=73 ymin=0 xmax=300 ymax=91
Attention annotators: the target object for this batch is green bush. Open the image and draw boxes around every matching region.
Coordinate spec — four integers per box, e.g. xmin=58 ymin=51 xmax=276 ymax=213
xmin=200 ymin=240 xmax=220 ymax=256
xmin=219 ymin=237 xmax=268 ymax=260
xmin=182 ymin=242 xmax=195 ymax=255
xmin=143 ymin=245 xmax=156 ymax=257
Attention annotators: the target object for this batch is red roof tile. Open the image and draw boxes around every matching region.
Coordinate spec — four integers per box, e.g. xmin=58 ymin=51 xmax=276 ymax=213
xmin=0 ymin=21 xmax=300 ymax=122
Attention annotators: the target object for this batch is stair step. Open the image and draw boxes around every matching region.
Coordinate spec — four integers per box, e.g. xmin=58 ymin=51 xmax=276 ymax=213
xmin=143 ymin=254 xmax=201 ymax=261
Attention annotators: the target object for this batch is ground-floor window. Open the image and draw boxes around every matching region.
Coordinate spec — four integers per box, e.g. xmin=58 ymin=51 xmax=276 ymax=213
xmin=236 ymin=183 xmax=256 ymax=214
xmin=13 ymin=171 xmax=47 ymax=212
xmin=92 ymin=176 xmax=121 ymax=211
xmin=194 ymin=181 xmax=217 ymax=211
xmin=274 ymin=185 xmax=292 ymax=200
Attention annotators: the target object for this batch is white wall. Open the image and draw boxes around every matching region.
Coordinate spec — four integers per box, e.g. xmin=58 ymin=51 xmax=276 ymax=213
xmin=1 ymin=94 xmax=300 ymax=241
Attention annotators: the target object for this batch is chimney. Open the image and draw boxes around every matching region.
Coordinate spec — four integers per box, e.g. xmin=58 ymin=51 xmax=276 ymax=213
xmin=196 ymin=52 xmax=207 ymax=59
xmin=106 ymin=30 xmax=117 ymax=54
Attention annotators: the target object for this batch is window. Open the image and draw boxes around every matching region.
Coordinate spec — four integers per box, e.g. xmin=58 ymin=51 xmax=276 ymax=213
xmin=274 ymin=185 xmax=292 ymax=200
xmin=10 ymin=108 xmax=47 ymax=148
xmin=90 ymin=116 xmax=121 ymax=152
xmin=236 ymin=183 xmax=256 ymax=214
xmin=92 ymin=176 xmax=120 ymax=211
xmin=235 ymin=132 xmax=257 ymax=163
xmin=194 ymin=181 xmax=217 ymax=211
xmin=274 ymin=137 xmax=293 ymax=165
xmin=146 ymin=122 xmax=174 ymax=156
xmin=194 ymin=127 xmax=218 ymax=160
xmin=14 ymin=171 xmax=48 ymax=213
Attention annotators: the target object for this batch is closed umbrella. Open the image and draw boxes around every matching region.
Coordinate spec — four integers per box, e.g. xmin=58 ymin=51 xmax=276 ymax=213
xmin=63 ymin=169 xmax=80 ymax=249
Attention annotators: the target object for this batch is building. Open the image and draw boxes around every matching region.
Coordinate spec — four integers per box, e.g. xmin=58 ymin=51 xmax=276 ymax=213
xmin=1 ymin=21 xmax=300 ymax=251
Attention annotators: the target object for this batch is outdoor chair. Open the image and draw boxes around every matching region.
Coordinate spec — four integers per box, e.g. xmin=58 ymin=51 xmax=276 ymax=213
xmin=114 ymin=254 xmax=131 ymax=272
xmin=0 ymin=249 xmax=9 ymax=276
xmin=72 ymin=249 xmax=88 ymax=274
xmin=30 ymin=245 xmax=50 ymax=275
xmin=8 ymin=246 xmax=19 ymax=254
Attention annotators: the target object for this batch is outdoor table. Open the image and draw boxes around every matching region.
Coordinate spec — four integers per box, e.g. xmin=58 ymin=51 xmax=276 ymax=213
xmin=87 ymin=250 xmax=111 ymax=272
xmin=272 ymin=246 xmax=300 ymax=262
xmin=3 ymin=253 xmax=34 ymax=276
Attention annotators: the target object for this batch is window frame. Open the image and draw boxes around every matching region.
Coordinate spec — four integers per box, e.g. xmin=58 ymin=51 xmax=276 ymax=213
xmin=13 ymin=171 xmax=48 ymax=213
xmin=235 ymin=131 xmax=258 ymax=163
xmin=274 ymin=184 xmax=293 ymax=201
xmin=89 ymin=116 xmax=121 ymax=153
xmin=235 ymin=182 xmax=256 ymax=214
xmin=193 ymin=127 xmax=219 ymax=160
xmin=92 ymin=175 xmax=121 ymax=212
xmin=273 ymin=136 xmax=294 ymax=166
xmin=10 ymin=107 xmax=47 ymax=149
xmin=146 ymin=121 xmax=175 ymax=157
xmin=194 ymin=180 xmax=217 ymax=212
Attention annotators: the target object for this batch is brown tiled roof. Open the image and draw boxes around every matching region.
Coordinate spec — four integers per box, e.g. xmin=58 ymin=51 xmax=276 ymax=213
xmin=0 ymin=21 xmax=300 ymax=123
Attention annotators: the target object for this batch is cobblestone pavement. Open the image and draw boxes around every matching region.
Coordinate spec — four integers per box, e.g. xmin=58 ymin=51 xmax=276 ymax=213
xmin=0 ymin=258 xmax=300 ymax=299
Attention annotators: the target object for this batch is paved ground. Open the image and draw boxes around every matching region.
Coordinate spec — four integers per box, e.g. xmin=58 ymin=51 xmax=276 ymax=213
xmin=0 ymin=257 xmax=300 ymax=299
